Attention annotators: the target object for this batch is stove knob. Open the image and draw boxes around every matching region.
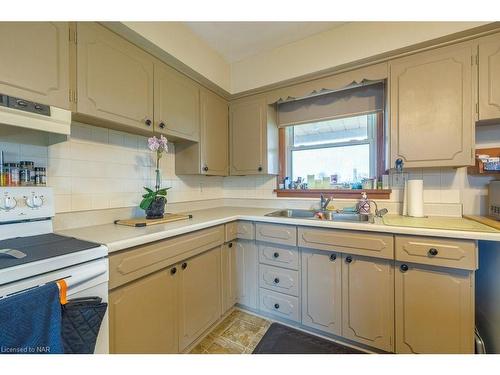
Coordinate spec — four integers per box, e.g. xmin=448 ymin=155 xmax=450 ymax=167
xmin=24 ymin=194 xmax=44 ymax=209
xmin=0 ymin=195 xmax=17 ymax=211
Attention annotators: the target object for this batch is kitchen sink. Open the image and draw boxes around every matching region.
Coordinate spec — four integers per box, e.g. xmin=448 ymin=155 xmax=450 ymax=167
xmin=265 ymin=209 xmax=372 ymax=223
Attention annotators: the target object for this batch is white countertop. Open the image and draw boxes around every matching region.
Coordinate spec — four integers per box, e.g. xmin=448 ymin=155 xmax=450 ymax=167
xmin=56 ymin=206 xmax=500 ymax=252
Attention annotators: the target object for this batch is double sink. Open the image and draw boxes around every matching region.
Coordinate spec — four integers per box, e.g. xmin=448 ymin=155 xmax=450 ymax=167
xmin=265 ymin=209 xmax=372 ymax=223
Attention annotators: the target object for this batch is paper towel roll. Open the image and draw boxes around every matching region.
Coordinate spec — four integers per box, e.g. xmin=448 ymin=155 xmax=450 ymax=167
xmin=407 ymin=179 xmax=424 ymax=217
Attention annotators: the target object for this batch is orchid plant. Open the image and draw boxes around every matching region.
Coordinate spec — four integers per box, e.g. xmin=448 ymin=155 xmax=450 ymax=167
xmin=140 ymin=135 xmax=171 ymax=210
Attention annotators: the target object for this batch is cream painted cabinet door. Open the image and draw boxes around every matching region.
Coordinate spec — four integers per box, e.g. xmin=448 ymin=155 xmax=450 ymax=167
xmin=201 ymin=89 xmax=228 ymax=175
xmin=342 ymin=254 xmax=394 ymax=352
xmin=221 ymin=241 xmax=238 ymax=313
xmin=390 ymin=41 xmax=475 ymax=168
xmin=0 ymin=22 xmax=70 ymax=109
xmin=301 ymin=249 xmax=342 ymax=336
xmin=230 ymin=97 xmax=265 ymax=175
xmin=178 ymin=246 xmax=222 ymax=351
xmin=109 ymin=266 xmax=178 ymax=354
xmin=76 ymin=22 xmax=154 ymax=132
xmin=478 ymin=32 xmax=500 ymax=120
xmin=154 ymin=62 xmax=200 ymax=142
xmin=235 ymin=239 xmax=258 ymax=309
xmin=395 ymin=262 xmax=474 ymax=354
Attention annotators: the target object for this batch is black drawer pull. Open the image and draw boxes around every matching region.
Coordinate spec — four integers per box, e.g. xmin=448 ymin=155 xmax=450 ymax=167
xmin=273 ymin=252 xmax=279 ymax=258
xmin=170 ymin=267 xmax=177 ymax=275
xmin=181 ymin=262 xmax=187 ymax=270
xmin=274 ymin=303 xmax=280 ymax=309
xmin=159 ymin=122 xmax=165 ymax=129
xmin=345 ymin=256 xmax=352 ymax=263
xmin=329 ymin=254 xmax=336 ymax=261
xmin=145 ymin=118 xmax=152 ymax=127
xmin=400 ymin=264 xmax=409 ymax=272
xmin=274 ymin=277 xmax=280 ymax=284
xmin=428 ymin=248 xmax=438 ymax=256
xmin=228 ymin=242 xmax=233 ymax=248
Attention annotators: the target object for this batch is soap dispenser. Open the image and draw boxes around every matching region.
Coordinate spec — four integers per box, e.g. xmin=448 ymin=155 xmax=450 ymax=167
xmin=358 ymin=192 xmax=371 ymax=215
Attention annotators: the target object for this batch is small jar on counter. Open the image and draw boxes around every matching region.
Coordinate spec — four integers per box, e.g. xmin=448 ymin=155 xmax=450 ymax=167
xmin=34 ymin=167 xmax=47 ymax=185
xmin=19 ymin=161 xmax=34 ymax=186
xmin=4 ymin=163 xmax=20 ymax=186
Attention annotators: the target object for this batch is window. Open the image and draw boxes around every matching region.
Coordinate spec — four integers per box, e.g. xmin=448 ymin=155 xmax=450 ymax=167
xmin=286 ymin=113 xmax=378 ymax=186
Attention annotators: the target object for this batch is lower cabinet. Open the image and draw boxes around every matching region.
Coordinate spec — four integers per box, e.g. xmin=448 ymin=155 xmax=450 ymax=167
xmin=395 ymin=262 xmax=474 ymax=354
xmin=341 ymin=254 xmax=394 ymax=352
xmin=301 ymin=248 xmax=342 ymax=336
xmin=221 ymin=241 xmax=238 ymax=313
xmin=109 ymin=265 xmax=178 ymax=354
xmin=235 ymin=239 xmax=258 ymax=309
xmin=178 ymin=246 xmax=222 ymax=351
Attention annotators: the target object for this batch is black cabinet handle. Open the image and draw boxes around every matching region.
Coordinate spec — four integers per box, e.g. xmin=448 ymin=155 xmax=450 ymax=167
xmin=428 ymin=248 xmax=438 ymax=256
xmin=274 ymin=303 xmax=280 ymax=309
xmin=345 ymin=256 xmax=353 ymax=263
xmin=258 ymin=166 xmax=263 ymax=172
xmin=273 ymin=252 xmax=279 ymax=258
xmin=274 ymin=277 xmax=280 ymax=284
xmin=181 ymin=262 xmax=187 ymax=270
xmin=170 ymin=267 xmax=177 ymax=275
xmin=400 ymin=264 xmax=409 ymax=272
xmin=329 ymin=253 xmax=336 ymax=261
xmin=203 ymin=166 xmax=209 ymax=172
xmin=159 ymin=122 xmax=165 ymax=129
xmin=228 ymin=242 xmax=233 ymax=248
xmin=145 ymin=118 xmax=152 ymax=127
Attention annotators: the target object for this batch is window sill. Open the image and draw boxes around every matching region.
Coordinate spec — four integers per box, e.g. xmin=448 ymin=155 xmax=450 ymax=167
xmin=273 ymin=189 xmax=392 ymax=199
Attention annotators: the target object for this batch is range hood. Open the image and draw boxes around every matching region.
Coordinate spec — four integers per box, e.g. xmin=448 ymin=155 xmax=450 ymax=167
xmin=0 ymin=93 xmax=71 ymax=135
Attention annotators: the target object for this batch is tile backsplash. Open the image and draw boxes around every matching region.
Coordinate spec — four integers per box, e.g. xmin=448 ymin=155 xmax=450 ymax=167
xmin=1 ymin=122 xmax=497 ymax=217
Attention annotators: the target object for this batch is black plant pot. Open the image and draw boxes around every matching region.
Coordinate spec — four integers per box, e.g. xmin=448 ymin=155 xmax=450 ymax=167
xmin=145 ymin=196 xmax=166 ymax=219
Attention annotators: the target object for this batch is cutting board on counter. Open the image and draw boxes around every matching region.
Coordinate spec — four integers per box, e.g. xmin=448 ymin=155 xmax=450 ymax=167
xmin=382 ymin=215 xmax=499 ymax=232
xmin=114 ymin=213 xmax=192 ymax=227
xmin=463 ymin=215 xmax=500 ymax=231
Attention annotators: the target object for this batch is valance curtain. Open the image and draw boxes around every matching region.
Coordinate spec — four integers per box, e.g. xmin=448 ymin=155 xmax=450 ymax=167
xmin=277 ymin=82 xmax=384 ymax=127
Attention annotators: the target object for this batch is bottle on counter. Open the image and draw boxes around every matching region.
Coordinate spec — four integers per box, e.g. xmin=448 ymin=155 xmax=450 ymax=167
xmin=19 ymin=161 xmax=34 ymax=186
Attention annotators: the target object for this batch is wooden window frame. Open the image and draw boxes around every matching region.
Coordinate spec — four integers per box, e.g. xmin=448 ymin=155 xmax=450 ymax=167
xmin=275 ymin=111 xmax=391 ymax=199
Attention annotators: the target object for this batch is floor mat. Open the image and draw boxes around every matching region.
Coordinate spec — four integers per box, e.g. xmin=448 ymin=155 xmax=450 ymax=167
xmin=252 ymin=323 xmax=365 ymax=354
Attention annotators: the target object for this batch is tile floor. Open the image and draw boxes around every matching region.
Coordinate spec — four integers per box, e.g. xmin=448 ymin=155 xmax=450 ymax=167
xmin=190 ymin=309 xmax=271 ymax=354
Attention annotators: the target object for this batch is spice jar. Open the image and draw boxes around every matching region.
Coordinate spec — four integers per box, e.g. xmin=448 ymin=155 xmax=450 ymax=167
xmin=2 ymin=163 xmax=11 ymax=186
xmin=19 ymin=161 xmax=34 ymax=186
xmin=9 ymin=163 xmax=20 ymax=186
xmin=34 ymin=167 xmax=47 ymax=185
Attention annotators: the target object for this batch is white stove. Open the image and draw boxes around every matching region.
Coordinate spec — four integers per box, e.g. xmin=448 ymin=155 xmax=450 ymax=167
xmin=0 ymin=186 xmax=109 ymax=353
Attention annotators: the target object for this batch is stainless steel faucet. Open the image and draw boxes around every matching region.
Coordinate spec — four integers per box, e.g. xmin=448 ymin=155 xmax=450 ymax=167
xmin=320 ymin=194 xmax=331 ymax=211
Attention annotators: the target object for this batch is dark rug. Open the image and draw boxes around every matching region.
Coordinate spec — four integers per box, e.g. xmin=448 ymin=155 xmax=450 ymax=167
xmin=252 ymin=323 xmax=365 ymax=354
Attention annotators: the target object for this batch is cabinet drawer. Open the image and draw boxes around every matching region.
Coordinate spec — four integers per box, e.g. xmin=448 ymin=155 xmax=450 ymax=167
xmin=259 ymin=288 xmax=300 ymax=322
xmin=259 ymin=243 xmax=299 ymax=270
xmin=225 ymin=221 xmax=255 ymax=242
xmin=256 ymin=223 xmax=297 ymax=246
xmin=395 ymin=235 xmax=477 ymax=271
xmin=298 ymin=227 xmax=394 ymax=260
xmin=109 ymin=225 xmax=224 ymax=289
xmin=259 ymin=264 xmax=300 ymax=297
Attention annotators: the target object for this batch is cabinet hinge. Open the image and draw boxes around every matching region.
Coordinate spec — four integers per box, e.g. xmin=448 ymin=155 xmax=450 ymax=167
xmin=69 ymin=89 xmax=77 ymax=104
xmin=476 ymin=54 xmax=479 ymax=65
xmin=476 ymin=102 xmax=479 ymax=114
xmin=69 ymin=29 xmax=77 ymax=44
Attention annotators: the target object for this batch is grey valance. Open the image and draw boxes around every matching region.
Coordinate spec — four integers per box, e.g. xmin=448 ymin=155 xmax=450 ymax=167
xmin=277 ymin=82 xmax=384 ymax=127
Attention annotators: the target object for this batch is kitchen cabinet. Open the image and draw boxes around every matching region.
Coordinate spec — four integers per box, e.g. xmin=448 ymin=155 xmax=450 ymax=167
xmin=221 ymin=241 xmax=238 ymax=313
xmin=178 ymin=246 xmax=222 ymax=351
xmin=109 ymin=266 xmax=178 ymax=354
xmin=390 ymin=41 xmax=475 ymax=168
xmin=478 ymin=32 xmax=500 ymax=120
xmin=75 ymin=22 xmax=155 ymax=134
xmin=175 ymin=88 xmax=228 ymax=175
xmin=229 ymin=95 xmax=279 ymax=175
xmin=154 ymin=62 xmax=200 ymax=142
xmin=0 ymin=22 xmax=70 ymax=109
xmin=395 ymin=262 xmax=474 ymax=354
xmin=235 ymin=239 xmax=258 ymax=309
xmin=301 ymin=248 xmax=342 ymax=336
xmin=341 ymin=254 xmax=394 ymax=352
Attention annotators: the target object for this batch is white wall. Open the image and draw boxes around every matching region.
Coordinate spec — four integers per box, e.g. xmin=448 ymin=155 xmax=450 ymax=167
xmin=123 ymin=22 xmax=231 ymax=93
xmin=230 ymin=22 xmax=488 ymax=93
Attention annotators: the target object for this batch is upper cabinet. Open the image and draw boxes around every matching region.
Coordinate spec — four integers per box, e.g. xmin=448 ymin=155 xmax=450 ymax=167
xmin=75 ymin=22 xmax=155 ymax=133
xmin=478 ymin=32 xmax=500 ymax=121
xmin=154 ymin=62 xmax=200 ymax=142
xmin=390 ymin=41 xmax=475 ymax=168
xmin=175 ymin=88 xmax=228 ymax=176
xmin=0 ymin=22 xmax=70 ymax=109
xmin=230 ymin=95 xmax=278 ymax=175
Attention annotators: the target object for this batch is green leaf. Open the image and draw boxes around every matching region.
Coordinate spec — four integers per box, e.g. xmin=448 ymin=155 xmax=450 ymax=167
xmin=143 ymin=187 xmax=153 ymax=194
xmin=156 ymin=187 xmax=171 ymax=196
xmin=140 ymin=197 xmax=154 ymax=210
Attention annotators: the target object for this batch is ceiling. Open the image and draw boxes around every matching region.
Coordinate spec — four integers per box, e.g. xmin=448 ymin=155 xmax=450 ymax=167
xmin=184 ymin=22 xmax=347 ymax=63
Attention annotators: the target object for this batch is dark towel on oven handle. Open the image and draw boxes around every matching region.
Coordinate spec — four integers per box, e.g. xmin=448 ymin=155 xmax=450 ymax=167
xmin=61 ymin=297 xmax=107 ymax=354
